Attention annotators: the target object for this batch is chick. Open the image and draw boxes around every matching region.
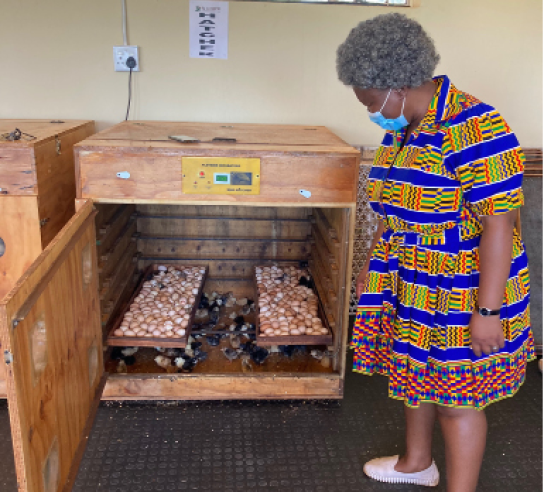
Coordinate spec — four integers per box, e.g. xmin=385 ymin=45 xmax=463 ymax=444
xmin=310 ymin=349 xmax=324 ymax=360
xmin=241 ymin=354 xmax=253 ymax=373
xmin=121 ymin=347 xmax=139 ymax=357
xmin=116 ymin=360 xmax=127 ymax=373
xmin=230 ymin=334 xmax=241 ymax=350
xmin=174 ymin=356 xmax=186 ymax=369
xmin=250 ymin=347 xmax=269 ymax=365
xmin=206 ymin=334 xmax=221 ymax=346
xmin=165 ymin=348 xmax=183 ymax=358
xmin=154 ymin=355 xmax=173 ymax=371
xmin=221 ymin=347 xmax=241 ymax=363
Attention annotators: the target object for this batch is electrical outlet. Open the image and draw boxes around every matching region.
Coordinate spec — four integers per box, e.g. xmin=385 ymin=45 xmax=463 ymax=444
xmin=113 ymin=46 xmax=140 ymax=72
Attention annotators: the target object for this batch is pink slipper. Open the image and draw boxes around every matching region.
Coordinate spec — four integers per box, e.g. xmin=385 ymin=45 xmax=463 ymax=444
xmin=363 ymin=455 xmax=440 ymax=487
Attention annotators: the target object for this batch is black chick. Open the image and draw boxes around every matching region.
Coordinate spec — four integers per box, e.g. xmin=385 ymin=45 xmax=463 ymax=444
xmin=110 ymin=347 xmax=124 ymax=360
xmin=234 ymin=315 xmax=245 ymax=325
xmin=299 ymin=276 xmax=309 ymax=287
xmin=206 ymin=334 xmax=221 ymax=346
xmin=250 ymin=347 xmax=269 ymax=365
xmin=195 ymin=350 xmax=208 ymax=362
xmin=199 ymin=295 xmax=210 ymax=309
xmin=241 ymin=341 xmax=256 ymax=354
xmin=123 ymin=355 xmax=136 ymax=366
xmin=179 ymin=357 xmax=197 ymax=373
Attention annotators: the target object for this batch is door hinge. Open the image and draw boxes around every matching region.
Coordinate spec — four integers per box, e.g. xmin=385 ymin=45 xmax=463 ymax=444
xmin=4 ymin=350 xmax=13 ymax=365
xmin=55 ymin=136 xmax=61 ymax=155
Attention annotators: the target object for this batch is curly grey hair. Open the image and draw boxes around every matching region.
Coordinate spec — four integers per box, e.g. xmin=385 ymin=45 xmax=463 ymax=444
xmin=336 ymin=13 xmax=440 ymax=90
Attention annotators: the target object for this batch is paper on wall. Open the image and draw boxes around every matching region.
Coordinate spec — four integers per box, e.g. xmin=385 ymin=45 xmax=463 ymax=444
xmin=189 ymin=0 xmax=229 ymax=59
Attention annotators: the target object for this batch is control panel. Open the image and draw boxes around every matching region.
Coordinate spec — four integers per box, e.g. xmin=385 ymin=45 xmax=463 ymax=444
xmin=182 ymin=157 xmax=261 ymax=195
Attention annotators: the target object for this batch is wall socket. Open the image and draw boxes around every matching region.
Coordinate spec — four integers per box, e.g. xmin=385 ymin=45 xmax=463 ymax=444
xmin=113 ymin=46 xmax=140 ymax=72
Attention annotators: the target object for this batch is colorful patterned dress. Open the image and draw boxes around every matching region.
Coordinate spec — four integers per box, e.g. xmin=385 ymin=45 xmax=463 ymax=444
xmin=352 ymin=75 xmax=535 ymax=409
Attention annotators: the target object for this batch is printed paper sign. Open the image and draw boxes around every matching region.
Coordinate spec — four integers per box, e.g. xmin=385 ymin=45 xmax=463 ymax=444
xmin=189 ymin=0 xmax=229 ymax=59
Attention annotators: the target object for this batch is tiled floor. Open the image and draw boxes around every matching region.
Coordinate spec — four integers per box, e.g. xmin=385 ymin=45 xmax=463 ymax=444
xmin=0 ymin=355 xmax=541 ymax=491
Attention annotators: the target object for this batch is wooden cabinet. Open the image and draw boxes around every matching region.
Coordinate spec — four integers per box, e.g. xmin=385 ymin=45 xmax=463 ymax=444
xmin=0 ymin=122 xmax=360 ymax=491
xmin=0 ymin=120 xmax=95 ymax=299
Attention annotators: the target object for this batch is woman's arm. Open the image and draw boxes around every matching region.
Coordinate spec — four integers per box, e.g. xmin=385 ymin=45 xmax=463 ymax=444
xmin=356 ymin=219 xmax=385 ymax=299
xmin=470 ymin=209 xmax=517 ymax=357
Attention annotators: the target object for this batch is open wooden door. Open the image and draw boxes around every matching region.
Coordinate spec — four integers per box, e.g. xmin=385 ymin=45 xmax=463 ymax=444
xmin=0 ymin=200 xmax=105 ymax=492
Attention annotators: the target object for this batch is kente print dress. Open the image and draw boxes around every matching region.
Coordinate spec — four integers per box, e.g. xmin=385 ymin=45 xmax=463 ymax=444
xmin=352 ymin=75 xmax=535 ymax=409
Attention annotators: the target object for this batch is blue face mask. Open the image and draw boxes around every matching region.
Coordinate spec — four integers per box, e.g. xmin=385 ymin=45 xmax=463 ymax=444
xmin=368 ymin=89 xmax=409 ymax=131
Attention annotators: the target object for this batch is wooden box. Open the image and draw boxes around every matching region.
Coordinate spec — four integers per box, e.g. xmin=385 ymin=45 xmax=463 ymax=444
xmin=0 ymin=119 xmax=95 ymax=299
xmin=0 ymin=122 xmax=360 ymax=491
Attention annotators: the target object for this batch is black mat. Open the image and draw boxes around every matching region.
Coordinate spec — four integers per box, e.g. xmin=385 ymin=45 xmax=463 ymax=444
xmin=0 ymin=355 xmax=540 ymax=491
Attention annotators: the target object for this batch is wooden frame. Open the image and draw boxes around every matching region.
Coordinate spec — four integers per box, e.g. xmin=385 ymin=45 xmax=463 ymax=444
xmin=253 ymin=265 xmax=334 ymax=347
xmin=106 ymin=264 xmax=208 ymax=348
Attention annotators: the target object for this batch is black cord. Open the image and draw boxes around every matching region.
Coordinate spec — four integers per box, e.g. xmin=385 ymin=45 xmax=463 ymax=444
xmin=125 ymin=67 xmax=133 ymax=121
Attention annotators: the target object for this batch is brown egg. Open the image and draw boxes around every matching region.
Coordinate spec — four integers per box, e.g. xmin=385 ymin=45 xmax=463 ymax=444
xmin=264 ymin=328 xmax=275 ymax=335
xmin=125 ymin=330 xmax=136 ymax=337
xmin=298 ymin=326 xmax=307 ymax=334
xmin=290 ymin=329 xmax=301 ymax=336
xmin=181 ymin=319 xmax=189 ymax=328
xmin=114 ymin=329 xmax=124 ymax=337
xmin=137 ymin=314 xmax=145 ymax=322
xmin=152 ymin=329 xmax=162 ymax=337
xmin=271 ymin=321 xmax=280 ymax=329
xmin=320 ymin=328 xmax=329 ymax=335
xmin=165 ymin=330 xmax=174 ymax=338
xmin=304 ymin=319 xmax=312 ymax=328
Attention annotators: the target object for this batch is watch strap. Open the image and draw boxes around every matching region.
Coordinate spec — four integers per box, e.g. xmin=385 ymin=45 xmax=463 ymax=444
xmin=476 ymin=306 xmax=501 ymax=317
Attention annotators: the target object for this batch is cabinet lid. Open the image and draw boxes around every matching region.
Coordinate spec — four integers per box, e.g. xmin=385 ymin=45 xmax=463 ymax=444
xmin=78 ymin=121 xmax=360 ymax=155
xmin=0 ymin=120 xmax=94 ymax=148
xmin=0 ymin=199 xmax=105 ymax=492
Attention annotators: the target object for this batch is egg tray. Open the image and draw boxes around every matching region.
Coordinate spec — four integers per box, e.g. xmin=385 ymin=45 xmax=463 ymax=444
xmin=253 ymin=266 xmax=333 ymax=347
xmin=106 ymin=264 xmax=208 ymax=348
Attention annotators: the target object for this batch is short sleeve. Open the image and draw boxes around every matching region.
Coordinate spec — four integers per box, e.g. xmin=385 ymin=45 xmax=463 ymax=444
xmin=450 ymin=107 xmax=525 ymax=216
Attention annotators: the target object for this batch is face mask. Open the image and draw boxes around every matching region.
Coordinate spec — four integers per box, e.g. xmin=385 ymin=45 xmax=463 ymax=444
xmin=368 ymin=89 xmax=409 ymax=131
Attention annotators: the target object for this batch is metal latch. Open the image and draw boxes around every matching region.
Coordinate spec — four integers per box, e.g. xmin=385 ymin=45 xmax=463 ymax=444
xmin=55 ymin=136 xmax=61 ymax=155
xmin=4 ymin=350 xmax=13 ymax=365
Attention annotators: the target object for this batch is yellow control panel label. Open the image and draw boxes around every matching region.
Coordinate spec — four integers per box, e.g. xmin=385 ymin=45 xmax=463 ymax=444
xmin=182 ymin=157 xmax=261 ymax=195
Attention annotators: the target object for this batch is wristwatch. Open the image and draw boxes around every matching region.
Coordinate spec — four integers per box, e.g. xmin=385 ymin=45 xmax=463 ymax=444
xmin=476 ymin=306 xmax=501 ymax=317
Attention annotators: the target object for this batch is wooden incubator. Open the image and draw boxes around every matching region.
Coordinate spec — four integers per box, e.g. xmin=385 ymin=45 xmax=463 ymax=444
xmin=0 ymin=121 xmax=360 ymax=491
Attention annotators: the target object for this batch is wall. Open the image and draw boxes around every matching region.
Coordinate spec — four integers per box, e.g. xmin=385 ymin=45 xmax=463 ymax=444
xmin=0 ymin=0 xmax=541 ymax=147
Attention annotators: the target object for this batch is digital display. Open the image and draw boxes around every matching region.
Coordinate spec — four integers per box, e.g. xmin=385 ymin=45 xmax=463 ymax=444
xmin=215 ymin=175 xmax=228 ymax=182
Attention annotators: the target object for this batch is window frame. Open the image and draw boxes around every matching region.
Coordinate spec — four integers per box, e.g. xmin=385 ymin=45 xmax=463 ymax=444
xmin=233 ymin=0 xmax=416 ymax=5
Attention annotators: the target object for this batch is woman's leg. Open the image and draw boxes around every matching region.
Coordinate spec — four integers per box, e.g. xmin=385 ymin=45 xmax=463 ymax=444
xmin=436 ymin=406 xmax=487 ymax=492
xmin=394 ymin=402 xmax=436 ymax=472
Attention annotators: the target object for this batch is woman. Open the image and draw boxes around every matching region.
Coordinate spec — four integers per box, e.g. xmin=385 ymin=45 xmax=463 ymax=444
xmin=336 ymin=13 xmax=535 ymax=492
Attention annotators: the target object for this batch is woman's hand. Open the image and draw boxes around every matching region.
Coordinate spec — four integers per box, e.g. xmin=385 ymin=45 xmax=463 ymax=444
xmin=356 ymin=262 xmax=370 ymax=299
xmin=470 ymin=311 xmax=505 ymax=357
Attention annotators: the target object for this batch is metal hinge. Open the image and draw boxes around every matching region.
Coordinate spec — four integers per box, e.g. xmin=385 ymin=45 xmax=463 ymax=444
xmin=4 ymin=350 xmax=13 ymax=365
xmin=55 ymin=136 xmax=61 ymax=155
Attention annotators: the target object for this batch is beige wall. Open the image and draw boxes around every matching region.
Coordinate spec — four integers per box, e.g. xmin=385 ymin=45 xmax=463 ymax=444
xmin=1 ymin=0 xmax=541 ymax=147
